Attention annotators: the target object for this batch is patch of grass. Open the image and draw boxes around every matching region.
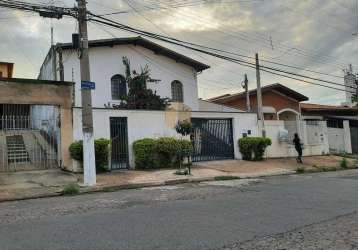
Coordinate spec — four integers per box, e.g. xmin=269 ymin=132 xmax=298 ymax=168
xmin=63 ymin=183 xmax=80 ymax=196
xmin=214 ymin=176 xmax=241 ymax=181
xmin=340 ymin=157 xmax=348 ymax=169
xmin=296 ymin=167 xmax=305 ymax=174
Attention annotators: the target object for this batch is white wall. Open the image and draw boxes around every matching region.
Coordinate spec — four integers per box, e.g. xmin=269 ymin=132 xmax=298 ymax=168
xmin=327 ymin=121 xmax=352 ymax=154
xmin=264 ymin=120 xmax=329 ymax=158
xmin=198 ymin=99 xmax=243 ymax=112
xmin=61 ymin=45 xmax=200 ymax=111
xmin=38 ymin=49 xmax=56 ymax=81
xmin=73 ymin=108 xmax=258 ymax=168
xmin=73 ymin=108 xmax=179 ymax=167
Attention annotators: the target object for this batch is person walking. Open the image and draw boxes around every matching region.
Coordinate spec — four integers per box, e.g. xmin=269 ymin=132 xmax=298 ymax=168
xmin=293 ymin=133 xmax=303 ymax=163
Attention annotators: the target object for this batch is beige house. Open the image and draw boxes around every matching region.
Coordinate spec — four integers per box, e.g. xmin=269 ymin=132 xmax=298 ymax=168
xmin=0 ymin=77 xmax=74 ymax=172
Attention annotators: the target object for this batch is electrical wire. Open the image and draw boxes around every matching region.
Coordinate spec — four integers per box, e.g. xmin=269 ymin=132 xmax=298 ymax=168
xmin=87 ymin=14 xmax=357 ymax=94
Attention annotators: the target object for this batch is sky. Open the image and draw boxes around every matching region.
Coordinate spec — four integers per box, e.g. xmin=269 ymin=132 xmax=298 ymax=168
xmin=0 ymin=0 xmax=357 ymax=104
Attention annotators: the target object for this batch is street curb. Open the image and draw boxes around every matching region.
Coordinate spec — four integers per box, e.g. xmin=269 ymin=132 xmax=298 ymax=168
xmin=0 ymin=171 xmax=297 ymax=203
xmin=0 ymin=191 xmax=63 ymax=203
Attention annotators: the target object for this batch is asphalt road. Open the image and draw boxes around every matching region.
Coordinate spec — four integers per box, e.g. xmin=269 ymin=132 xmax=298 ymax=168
xmin=1 ymin=170 xmax=358 ymax=250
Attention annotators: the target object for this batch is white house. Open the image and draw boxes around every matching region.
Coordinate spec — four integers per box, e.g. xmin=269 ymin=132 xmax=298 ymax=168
xmin=39 ymin=37 xmax=258 ymax=171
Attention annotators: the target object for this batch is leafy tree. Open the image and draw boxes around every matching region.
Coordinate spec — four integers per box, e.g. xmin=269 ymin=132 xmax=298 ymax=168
xmin=116 ymin=57 xmax=169 ymax=110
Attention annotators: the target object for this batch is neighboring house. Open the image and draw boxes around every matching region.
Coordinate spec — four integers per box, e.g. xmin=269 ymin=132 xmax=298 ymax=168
xmin=209 ymin=83 xmax=309 ymax=121
xmin=301 ymin=103 xmax=358 ymax=154
xmin=39 ymin=37 xmax=258 ymax=170
xmin=0 ymin=62 xmax=14 ymax=78
xmin=210 ymin=84 xmax=332 ymax=158
xmin=0 ymin=73 xmax=73 ymax=172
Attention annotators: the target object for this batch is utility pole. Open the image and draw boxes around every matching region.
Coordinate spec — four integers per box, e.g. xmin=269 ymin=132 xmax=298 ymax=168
xmin=255 ymin=53 xmax=265 ymax=137
xmin=242 ymin=74 xmax=250 ymax=112
xmin=77 ymin=0 xmax=96 ymax=186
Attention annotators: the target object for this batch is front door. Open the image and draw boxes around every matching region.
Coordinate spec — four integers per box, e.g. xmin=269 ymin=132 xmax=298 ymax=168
xmin=110 ymin=117 xmax=129 ymax=170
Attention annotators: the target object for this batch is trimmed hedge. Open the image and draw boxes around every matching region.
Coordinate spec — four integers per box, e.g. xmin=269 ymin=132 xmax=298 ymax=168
xmin=69 ymin=138 xmax=110 ymax=172
xmin=132 ymin=138 xmax=157 ymax=169
xmin=133 ymin=137 xmax=193 ymax=169
xmin=238 ymin=137 xmax=272 ymax=161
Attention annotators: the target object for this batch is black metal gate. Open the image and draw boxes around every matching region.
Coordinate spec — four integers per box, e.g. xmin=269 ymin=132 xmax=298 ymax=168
xmin=110 ymin=117 xmax=129 ymax=170
xmin=191 ymin=118 xmax=234 ymax=162
xmin=351 ymin=126 xmax=358 ymax=154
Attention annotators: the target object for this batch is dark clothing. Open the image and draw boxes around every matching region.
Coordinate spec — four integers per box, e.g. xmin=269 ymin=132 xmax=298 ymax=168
xmin=293 ymin=137 xmax=301 ymax=149
xmin=293 ymin=136 xmax=303 ymax=163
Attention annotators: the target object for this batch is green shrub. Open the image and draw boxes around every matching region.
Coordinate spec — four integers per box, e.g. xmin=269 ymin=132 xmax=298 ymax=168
xmin=175 ymin=120 xmax=193 ymax=136
xmin=133 ymin=137 xmax=193 ymax=169
xmin=238 ymin=137 xmax=272 ymax=161
xmin=340 ymin=157 xmax=348 ymax=169
xmin=154 ymin=137 xmax=180 ymax=168
xmin=69 ymin=138 xmax=110 ymax=172
xmin=63 ymin=183 xmax=80 ymax=196
xmin=94 ymin=138 xmax=111 ymax=172
xmin=69 ymin=141 xmax=83 ymax=161
xmin=133 ymin=138 xmax=157 ymax=169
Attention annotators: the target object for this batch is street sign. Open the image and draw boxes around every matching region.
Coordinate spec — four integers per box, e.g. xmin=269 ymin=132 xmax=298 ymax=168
xmin=81 ymin=81 xmax=96 ymax=90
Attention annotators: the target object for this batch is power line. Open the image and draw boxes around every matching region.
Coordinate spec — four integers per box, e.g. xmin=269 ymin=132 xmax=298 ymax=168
xmin=90 ymin=21 xmax=238 ymax=91
xmin=134 ymin=0 xmax=351 ymax=69
xmin=105 ymin=0 xmax=350 ymax=73
xmin=88 ymin=12 xmax=347 ymax=82
xmin=87 ymin=15 xmax=356 ymax=94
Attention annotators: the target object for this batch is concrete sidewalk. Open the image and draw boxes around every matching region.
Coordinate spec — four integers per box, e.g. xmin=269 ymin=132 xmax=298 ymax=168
xmin=0 ymin=169 xmax=78 ymax=202
xmin=0 ymin=155 xmax=356 ymax=202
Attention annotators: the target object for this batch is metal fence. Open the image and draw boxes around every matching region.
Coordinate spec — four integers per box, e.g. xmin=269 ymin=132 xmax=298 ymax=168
xmin=0 ymin=104 xmax=60 ymax=172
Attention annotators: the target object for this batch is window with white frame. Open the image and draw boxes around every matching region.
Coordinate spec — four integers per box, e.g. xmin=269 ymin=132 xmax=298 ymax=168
xmin=171 ymin=80 xmax=183 ymax=102
xmin=111 ymin=74 xmax=127 ymax=100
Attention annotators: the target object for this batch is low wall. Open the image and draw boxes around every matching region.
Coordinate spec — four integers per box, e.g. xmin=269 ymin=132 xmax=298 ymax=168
xmin=72 ymin=108 xmax=258 ymax=168
xmin=263 ymin=120 xmax=329 ymax=158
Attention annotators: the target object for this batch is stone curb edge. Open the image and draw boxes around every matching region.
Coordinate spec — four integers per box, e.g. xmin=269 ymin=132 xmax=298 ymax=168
xmin=0 ymin=171 xmax=296 ymax=203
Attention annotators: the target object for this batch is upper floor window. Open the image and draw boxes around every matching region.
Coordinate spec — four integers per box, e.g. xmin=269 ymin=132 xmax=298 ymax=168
xmin=171 ymin=80 xmax=183 ymax=102
xmin=111 ymin=74 xmax=127 ymax=100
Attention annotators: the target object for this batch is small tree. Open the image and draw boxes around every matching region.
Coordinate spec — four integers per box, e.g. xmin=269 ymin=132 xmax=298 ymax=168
xmin=119 ymin=57 xmax=169 ymax=110
xmin=175 ymin=120 xmax=193 ymax=137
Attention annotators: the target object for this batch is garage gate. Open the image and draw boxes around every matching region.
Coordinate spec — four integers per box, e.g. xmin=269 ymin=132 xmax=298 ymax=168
xmin=191 ymin=118 xmax=235 ymax=162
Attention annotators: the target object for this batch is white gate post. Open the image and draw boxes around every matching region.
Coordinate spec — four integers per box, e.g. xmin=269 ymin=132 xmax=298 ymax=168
xmin=343 ymin=120 xmax=352 ymax=154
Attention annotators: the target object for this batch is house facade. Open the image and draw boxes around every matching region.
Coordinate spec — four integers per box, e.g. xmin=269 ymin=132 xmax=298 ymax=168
xmin=0 ymin=77 xmax=73 ymax=172
xmin=39 ymin=37 xmax=258 ymax=171
xmin=39 ymin=37 xmax=209 ymax=111
xmin=210 ymin=84 xmax=332 ymax=158
xmin=209 ymin=83 xmax=309 ymax=121
xmin=301 ymin=103 xmax=358 ymax=154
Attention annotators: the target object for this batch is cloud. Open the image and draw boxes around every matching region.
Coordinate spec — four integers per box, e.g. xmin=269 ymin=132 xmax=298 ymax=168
xmin=0 ymin=0 xmax=357 ymax=104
